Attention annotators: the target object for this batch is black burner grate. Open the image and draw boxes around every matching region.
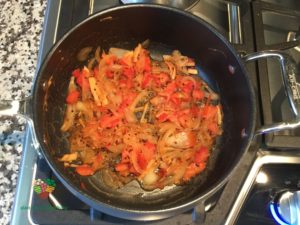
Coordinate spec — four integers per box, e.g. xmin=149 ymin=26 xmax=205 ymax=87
xmin=252 ymin=0 xmax=300 ymax=148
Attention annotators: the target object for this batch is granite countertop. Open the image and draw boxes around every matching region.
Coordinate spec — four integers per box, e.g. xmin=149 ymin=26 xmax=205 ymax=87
xmin=0 ymin=0 xmax=46 ymax=224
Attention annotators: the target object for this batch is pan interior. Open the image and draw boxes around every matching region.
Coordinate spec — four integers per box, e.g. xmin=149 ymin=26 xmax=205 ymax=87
xmin=33 ymin=5 xmax=255 ymax=212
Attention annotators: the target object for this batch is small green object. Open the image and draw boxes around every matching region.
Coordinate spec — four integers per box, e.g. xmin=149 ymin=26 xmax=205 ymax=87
xmin=45 ymin=178 xmax=56 ymax=187
xmin=34 ymin=185 xmax=42 ymax=194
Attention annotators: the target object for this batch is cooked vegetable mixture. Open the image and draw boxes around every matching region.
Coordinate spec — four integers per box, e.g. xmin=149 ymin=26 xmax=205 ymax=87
xmin=60 ymin=43 xmax=223 ymax=190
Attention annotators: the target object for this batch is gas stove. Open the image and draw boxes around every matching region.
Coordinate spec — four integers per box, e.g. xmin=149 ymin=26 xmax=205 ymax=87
xmin=10 ymin=1 xmax=300 ymax=225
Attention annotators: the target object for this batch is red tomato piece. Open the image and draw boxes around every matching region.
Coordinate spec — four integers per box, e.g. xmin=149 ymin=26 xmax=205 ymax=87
xmin=143 ymin=141 xmax=156 ymax=162
xmin=137 ymin=151 xmax=147 ymax=170
xmin=157 ymin=112 xmax=169 ymax=122
xmin=72 ymin=68 xmax=81 ymax=78
xmin=181 ymin=81 xmax=194 ymax=94
xmin=123 ymin=67 xmax=134 ymax=79
xmin=130 ymin=149 xmax=144 ymax=174
xmin=76 ymin=165 xmax=94 ymax=176
xmin=72 ymin=68 xmax=83 ymax=87
xmin=192 ymin=89 xmax=205 ymax=100
xmin=115 ymin=163 xmax=129 ymax=172
xmin=190 ymin=107 xmax=199 ymax=117
xmin=177 ymin=113 xmax=190 ymax=128
xmin=99 ymin=114 xmax=120 ymax=129
xmin=170 ymin=92 xmax=182 ymax=105
xmin=66 ymin=90 xmax=80 ymax=104
xmin=208 ymin=123 xmax=219 ymax=135
xmin=144 ymin=141 xmax=156 ymax=151
xmin=121 ymin=149 xmax=130 ymax=163
xmin=194 ymin=146 xmax=209 ymax=165
xmin=201 ymin=105 xmax=218 ymax=119
xmin=117 ymin=92 xmax=137 ymax=114
xmin=105 ymin=69 xmax=114 ymax=78
xmin=141 ymin=72 xmax=152 ymax=89
xmin=129 ymin=164 xmax=139 ymax=175
xmin=103 ymin=54 xmax=116 ymax=65
xmin=159 ymin=82 xmax=177 ymax=99
xmin=183 ymin=162 xmax=205 ymax=181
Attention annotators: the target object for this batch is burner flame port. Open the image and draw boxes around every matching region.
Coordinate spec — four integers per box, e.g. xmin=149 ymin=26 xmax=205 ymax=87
xmin=270 ymin=191 xmax=300 ymax=225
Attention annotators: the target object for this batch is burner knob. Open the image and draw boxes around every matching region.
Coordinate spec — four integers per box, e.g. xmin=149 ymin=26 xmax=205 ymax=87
xmin=270 ymin=191 xmax=300 ymax=225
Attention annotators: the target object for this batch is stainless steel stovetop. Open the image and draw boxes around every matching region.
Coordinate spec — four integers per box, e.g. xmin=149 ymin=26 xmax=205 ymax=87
xmin=10 ymin=1 xmax=300 ymax=225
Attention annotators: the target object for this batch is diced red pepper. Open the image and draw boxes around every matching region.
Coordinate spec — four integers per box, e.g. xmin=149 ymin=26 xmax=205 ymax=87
xmin=76 ymin=165 xmax=94 ymax=176
xmin=66 ymin=90 xmax=80 ymax=104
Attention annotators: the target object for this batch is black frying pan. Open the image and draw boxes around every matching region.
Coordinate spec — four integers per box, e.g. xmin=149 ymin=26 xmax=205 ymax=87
xmin=31 ymin=4 xmax=257 ymax=220
xmin=1 ymin=3 xmax=298 ymax=221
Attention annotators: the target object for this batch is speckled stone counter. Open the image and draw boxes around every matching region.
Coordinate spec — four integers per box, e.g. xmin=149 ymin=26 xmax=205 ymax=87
xmin=0 ymin=0 xmax=46 ymax=224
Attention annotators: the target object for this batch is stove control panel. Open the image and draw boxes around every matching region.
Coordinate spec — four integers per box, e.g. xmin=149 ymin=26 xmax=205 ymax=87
xmin=270 ymin=191 xmax=300 ymax=225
